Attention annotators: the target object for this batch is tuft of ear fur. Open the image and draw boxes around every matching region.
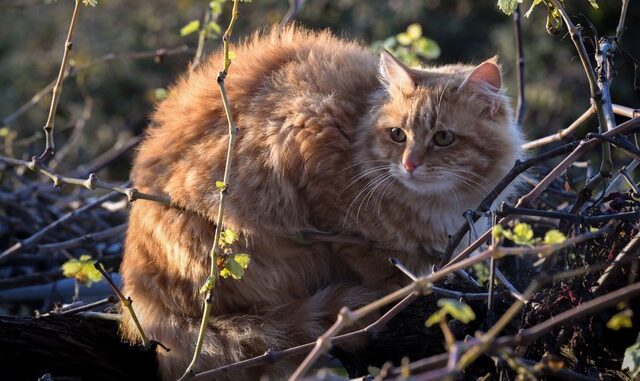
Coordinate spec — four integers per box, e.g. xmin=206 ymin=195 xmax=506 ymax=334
xmin=379 ymin=50 xmax=416 ymax=96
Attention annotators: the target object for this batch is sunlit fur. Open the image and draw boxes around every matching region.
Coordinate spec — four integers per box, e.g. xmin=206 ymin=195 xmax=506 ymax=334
xmin=120 ymin=26 xmax=523 ymax=380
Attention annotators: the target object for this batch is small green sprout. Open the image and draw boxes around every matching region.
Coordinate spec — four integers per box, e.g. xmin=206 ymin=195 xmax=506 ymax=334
xmin=61 ymin=255 xmax=103 ymax=286
xmin=608 ymin=309 xmax=634 ymax=330
xmin=426 ymin=298 xmax=476 ymax=327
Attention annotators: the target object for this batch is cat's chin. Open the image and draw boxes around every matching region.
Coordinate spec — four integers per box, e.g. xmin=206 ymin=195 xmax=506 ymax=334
xmin=396 ymin=174 xmax=453 ymax=195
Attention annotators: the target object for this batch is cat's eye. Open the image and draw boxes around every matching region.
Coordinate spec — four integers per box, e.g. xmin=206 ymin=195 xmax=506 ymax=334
xmin=389 ymin=128 xmax=407 ymax=143
xmin=433 ymin=130 xmax=455 ymax=147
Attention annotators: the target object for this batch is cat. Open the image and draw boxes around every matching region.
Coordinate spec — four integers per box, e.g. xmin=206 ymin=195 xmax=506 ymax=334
xmin=119 ymin=26 xmax=523 ymax=380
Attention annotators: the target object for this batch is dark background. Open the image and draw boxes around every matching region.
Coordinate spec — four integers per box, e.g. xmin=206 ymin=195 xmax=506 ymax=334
xmin=1 ymin=0 xmax=638 ymax=182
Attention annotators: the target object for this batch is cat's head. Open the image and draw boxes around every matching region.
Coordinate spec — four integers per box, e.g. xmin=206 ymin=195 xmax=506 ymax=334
xmin=360 ymin=51 xmax=523 ymax=199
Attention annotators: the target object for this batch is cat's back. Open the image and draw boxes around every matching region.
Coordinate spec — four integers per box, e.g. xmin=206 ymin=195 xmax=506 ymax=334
xmin=133 ymin=26 xmax=378 ymax=213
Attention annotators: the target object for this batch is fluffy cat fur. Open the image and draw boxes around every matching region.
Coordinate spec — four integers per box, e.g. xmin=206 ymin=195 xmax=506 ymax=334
xmin=120 ymin=26 xmax=523 ymax=380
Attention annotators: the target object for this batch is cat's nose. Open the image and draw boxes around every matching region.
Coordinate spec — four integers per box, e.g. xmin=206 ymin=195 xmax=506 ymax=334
xmin=403 ymin=159 xmax=422 ymax=173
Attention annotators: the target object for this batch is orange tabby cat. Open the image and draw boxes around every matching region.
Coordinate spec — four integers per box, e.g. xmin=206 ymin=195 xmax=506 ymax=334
xmin=120 ymin=26 xmax=523 ymax=380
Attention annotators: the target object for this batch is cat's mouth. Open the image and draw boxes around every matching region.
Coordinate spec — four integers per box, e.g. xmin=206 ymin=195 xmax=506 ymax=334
xmin=393 ymin=164 xmax=487 ymax=196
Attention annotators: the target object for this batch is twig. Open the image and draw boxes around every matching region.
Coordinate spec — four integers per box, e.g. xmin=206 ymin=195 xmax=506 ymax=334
xmin=48 ymin=296 xmax=117 ymax=316
xmin=616 ymin=0 xmax=630 ymax=40
xmin=89 ymin=246 xmax=164 ymax=351
xmin=594 ymin=230 xmax=640 ymax=292
xmin=0 ymin=191 xmax=120 ymax=265
xmin=513 ymin=5 xmax=526 ymax=127
xmin=444 ymin=141 xmax=580 ymax=261
xmin=191 ymin=6 xmax=218 ymax=70
xmin=280 ymin=0 xmax=305 ymax=26
xmin=36 ymin=0 xmax=82 ymax=163
xmin=0 ymin=156 xmax=174 ymax=206
xmin=192 ymin=293 xmax=419 ymax=381
xmin=447 ymin=116 xmax=640 ymax=267
xmin=1 ymin=46 xmax=193 ymax=128
xmin=179 ymin=1 xmax=241 ymax=379
xmin=36 ymin=224 xmax=127 ymax=254
xmin=547 ymin=0 xmax=614 ymax=176
xmin=500 ymin=203 xmax=640 ymax=225
xmin=288 ymin=225 xmax=610 ymax=378
xmin=522 ymin=106 xmax=595 ymax=150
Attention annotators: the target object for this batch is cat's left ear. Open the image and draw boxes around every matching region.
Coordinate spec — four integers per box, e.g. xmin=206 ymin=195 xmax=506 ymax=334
xmin=460 ymin=57 xmax=505 ymax=115
xmin=462 ymin=56 xmax=502 ymax=90
xmin=379 ymin=50 xmax=416 ymax=97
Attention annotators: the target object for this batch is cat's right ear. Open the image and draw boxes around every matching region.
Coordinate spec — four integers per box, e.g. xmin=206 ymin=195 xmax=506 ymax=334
xmin=379 ymin=50 xmax=416 ymax=97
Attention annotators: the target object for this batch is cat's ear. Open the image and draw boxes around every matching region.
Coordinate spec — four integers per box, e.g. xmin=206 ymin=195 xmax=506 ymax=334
xmin=462 ymin=56 xmax=502 ymax=91
xmin=460 ymin=57 xmax=505 ymax=115
xmin=379 ymin=50 xmax=416 ymax=96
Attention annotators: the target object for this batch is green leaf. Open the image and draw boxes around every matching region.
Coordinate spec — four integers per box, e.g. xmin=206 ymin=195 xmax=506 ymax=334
xmin=61 ymin=255 xmax=103 ymax=286
xmin=506 ymin=222 xmax=535 ymax=246
xmin=524 ymin=0 xmax=543 ymax=17
xmin=180 ymin=20 xmax=200 ymax=37
xmin=437 ymin=298 xmax=476 ymax=323
xmin=219 ymin=229 xmax=239 ymax=247
xmin=154 ymin=88 xmax=168 ymax=101
xmin=412 ymin=37 xmax=440 ymax=60
xmin=623 ymin=333 xmax=640 ymax=379
xmin=492 ymin=224 xmax=505 ymax=240
xmin=497 ymin=0 xmax=521 ymax=15
xmin=207 ymin=21 xmax=222 ymax=37
xmin=220 ymin=253 xmax=251 ymax=280
xmin=233 ymin=253 xmax=250 ymax=269
xmin=209 ymin=0 xmax=223 ymax=14
xmin=396 ymin=32 xmax=413 ymax=46
xmin=608 ymin=309 xmax=633 ymax=330
xmin=199 ymin=275 xmax=217 ymax=294
xmin=425 ymin=309 xmax=447 ymax=327
xmin=543 ymin=229 xmax=566 ymax=245
xmin=406 ymin=23 xmax=422 ymax=40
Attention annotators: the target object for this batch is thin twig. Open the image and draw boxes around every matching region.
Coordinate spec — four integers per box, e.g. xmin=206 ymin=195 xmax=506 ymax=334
xmin=513 ymin=4 xmax=526 ymax=127
xmin=0 ymin=191 xmax=120 ymax=265
xmin=616 ymin=0 xmax=630 ymax=40
xmin=0 ymin=156 xmax=174 ymax=206
xmin=288 ymin=226 xmax=610 ymax=378
xmin=522 ymin=106 xmax=595 ymax=150
xmin=179 ymin=1 xmax=241 ymax=379
xmin=547 ymin=0 xmax=614 ymax=175
xmin=36 ymin=224 xmax=127 ymax=254
xmin=1 ymin=46 xmax=193 ymax=128
xmin=35 ymin=0 xmax=82 ymax=163
xmin=447 ymin=116 xmax=640 ymax=267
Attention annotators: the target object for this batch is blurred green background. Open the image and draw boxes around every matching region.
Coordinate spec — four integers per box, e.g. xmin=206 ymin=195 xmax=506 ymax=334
xmin=0 ymin=0 xmax=638 ymax=179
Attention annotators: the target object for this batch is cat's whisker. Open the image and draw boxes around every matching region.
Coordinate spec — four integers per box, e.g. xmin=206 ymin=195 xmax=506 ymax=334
xmin=376 ymin=176 xmax=399 ymax=222
xmin=336 ymin=158 xmax=388 ymax=174
xmin=357 ymin=173 xmax=395 ymax=223
xmin=445 ymin=172 xmax=492 ymax=195
xmin=341 ymin=165 xmax=391 ymax=192
xmin=342 ymin=171 xmax=392 ymax=227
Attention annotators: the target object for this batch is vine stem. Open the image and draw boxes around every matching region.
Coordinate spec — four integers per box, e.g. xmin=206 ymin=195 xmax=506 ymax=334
xmin=38 ymin=0 xmax=82 ymax=164
xmin=513 ymin=4 xmax=526 ymax=127
xmin=547 ymin=0 xmax=613 ymax=176
xmin=178 ymin=0 xmax=241 ymax=379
